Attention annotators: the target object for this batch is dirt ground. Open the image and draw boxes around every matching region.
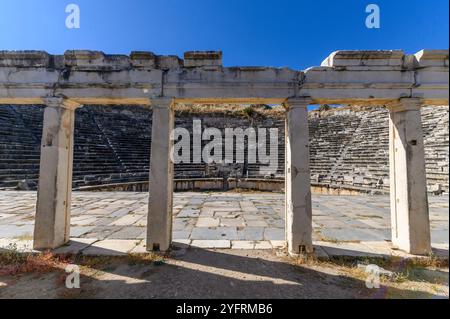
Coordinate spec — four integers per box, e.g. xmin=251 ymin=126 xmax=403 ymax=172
xmin=0 ymin=248 xmax=448 ymax=299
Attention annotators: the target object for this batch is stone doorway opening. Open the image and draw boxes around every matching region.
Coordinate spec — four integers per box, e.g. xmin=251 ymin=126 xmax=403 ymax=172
xmin=147 ymin=98 xmax=312 ymax=255
xmin=155 ymin=104 xmax=285 ymax=249
xmin=168 ymin=104 xmax=287 ymax=249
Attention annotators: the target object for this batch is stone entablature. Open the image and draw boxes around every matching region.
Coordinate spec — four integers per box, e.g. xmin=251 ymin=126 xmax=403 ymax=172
xmin=0 ymin=49 xmax=448 ymax=105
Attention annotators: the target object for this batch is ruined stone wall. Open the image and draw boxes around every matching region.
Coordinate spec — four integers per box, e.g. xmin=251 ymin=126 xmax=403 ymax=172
xmin=0 ymin=105 xmax=448 ymax=193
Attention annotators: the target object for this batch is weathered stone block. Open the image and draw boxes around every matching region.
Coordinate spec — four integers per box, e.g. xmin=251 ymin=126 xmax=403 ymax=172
xmin=130 ymin=51 xmax=156 ymax=68
xmin=0 ymin=51 xmax=50 ymax=68
xmin=184 ymin=51 xmax=222 ymax=68
xmin=321 ymin=50 xmax=404 ymax=68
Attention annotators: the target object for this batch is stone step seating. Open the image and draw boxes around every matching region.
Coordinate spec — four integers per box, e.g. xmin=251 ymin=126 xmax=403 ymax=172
xmin=0 ymin=105 xmax=138 ymax=188
xmin=175 ymin=115 xmax=285 ymax=179
xmin=0 ymin=162 xmax=40 ymax=171
xmin=0 ymin=155 xmax=41 ymax=163
xmin=0 ymin=106 xmax=42 ymax=188
xmin=72 ymin=108 xmax=125 ymax=181
xmin=233 ymin=124 xmax=285 ymax=178
xmin=73 ymin=172 xmax=149 ymax=187
xmin=422 ymin=106 xmax=449 ymax=192
xmin=308 ymin=106 xmax=449 ymax=193
xmin=89 ymin=108 xmax=151 ymax=180
xmin=326 ymin=108 xmax=390 ymax=189
xmin=0 ymin=104 xmax=448 ymax=193
xmin=175 ymin=164 xmax=208 ymax=178
xmin=0 ymin=145 xmax=39 ymax=153
xmin=308 ymin=112 xmax=362 ymax=181
xmin=0 ymin=177 xmax=39 ymax=188
xmin=89 ymin=106 xmax=152 ymax=180
xmin=246 ymin=158 xmax=285 ymax=177
xmin=0 ymin=171 xmax=39 ymax=179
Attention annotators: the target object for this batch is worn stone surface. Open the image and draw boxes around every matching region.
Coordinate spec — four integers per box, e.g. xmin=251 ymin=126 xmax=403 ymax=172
xmin=0 ymin=192 xmax=448 ymax=254
xmin=53 ymin=238 xmax=98 ymax=254
xmin=82 ymin=239 xmax=140 ymax=256
xmin=191 ymin=240 xmax=231 ymax=249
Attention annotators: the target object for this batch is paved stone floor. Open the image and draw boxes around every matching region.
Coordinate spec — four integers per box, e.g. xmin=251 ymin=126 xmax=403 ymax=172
xmin=0 ymin=191 xmax=448 ymax=256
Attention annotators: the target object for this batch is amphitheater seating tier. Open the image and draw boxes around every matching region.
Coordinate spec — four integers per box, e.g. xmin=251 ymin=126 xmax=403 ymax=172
xmin=0 ymin=104 xmax=448 ymax=193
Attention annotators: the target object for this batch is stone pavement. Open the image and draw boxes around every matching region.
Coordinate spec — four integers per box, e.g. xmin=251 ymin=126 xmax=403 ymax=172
xmin=0 ymin=191 xmax=448 ymax=257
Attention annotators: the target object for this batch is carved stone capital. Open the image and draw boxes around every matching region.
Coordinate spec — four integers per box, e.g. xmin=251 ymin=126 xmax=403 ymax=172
xmin=43 ymin=96 xmax=82 ymax=110
xmin=284 ymin=97 xmax=313 ymax=110
xmin=150 ymin=97 xmax=175 ymax=110
xmin=386 ymin=97 xmax=423 ymax=113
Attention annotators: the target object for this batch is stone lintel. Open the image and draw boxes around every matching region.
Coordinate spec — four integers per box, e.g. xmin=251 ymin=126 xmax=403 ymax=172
xmin=0 ymin=49 xmax=447 ymax=105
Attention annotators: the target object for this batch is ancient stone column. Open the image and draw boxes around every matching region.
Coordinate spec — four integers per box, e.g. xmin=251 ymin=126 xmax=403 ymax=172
xmin=147 ymin=98 xmax=175 ymax=251
xmin=387 ymin=98 xmax=431 ymax=255
xmin=285 ymin=97 xmax=313 ymax=255
xmin=33 ymin=97 xmax=80 ymax=250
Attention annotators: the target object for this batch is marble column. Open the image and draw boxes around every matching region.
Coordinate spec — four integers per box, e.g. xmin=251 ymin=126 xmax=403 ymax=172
xmin=147 ymin=98 xmax=175 ymax=251
xmin=33 ymin=97 xmax=80 ymax=249
xmin=285 ymin=97 xmax=313 ymax=255
xmin=388 ymin=98 xmax=431 ymax=255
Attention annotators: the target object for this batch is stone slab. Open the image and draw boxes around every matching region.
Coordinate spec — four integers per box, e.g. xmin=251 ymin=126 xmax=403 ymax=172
xmin=191 ymin=240 xmax=231 ymax=249
xmin=0 ymin=192 xmax=448 ymax=258
xmin=82 ymin=239 xmax=140 ymax=256
xmin=231 ymin=241 xmax=255 ymax=249
xmin=53 ymin=238 xmax=98 ymax=254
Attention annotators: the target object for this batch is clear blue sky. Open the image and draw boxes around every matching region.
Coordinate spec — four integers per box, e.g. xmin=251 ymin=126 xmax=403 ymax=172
xmin=0 ymin=0 xmax=448 ymax=70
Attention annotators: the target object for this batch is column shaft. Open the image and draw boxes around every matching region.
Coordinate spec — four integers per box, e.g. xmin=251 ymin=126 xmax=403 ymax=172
xmin=147 ymin=98 xmax=174 ymax=251
xmin=33 ymin=98 xmax=78 ymax=249
xmin=388 ymin=98 xmax=431 ymax=255
xmin=285 ymin=98 xmax=313 ymax=255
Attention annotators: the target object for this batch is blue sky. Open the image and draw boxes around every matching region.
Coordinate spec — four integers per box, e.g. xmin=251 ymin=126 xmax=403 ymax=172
xmin=0 ymin=0 xmax=448 ymax=70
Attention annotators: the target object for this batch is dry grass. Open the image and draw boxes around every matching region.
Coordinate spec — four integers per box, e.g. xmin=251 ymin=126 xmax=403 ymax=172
xmin=0 ymin=245 xmax=166 ymax=279
xmin=289 ymin=251 xmax=448 ymax=288
xmin=12 ymin=234 xmax=33 ymax=241
xmin=175 ymin=104 xmax=285 ymax=118
xmin=0 ymin=247 xmax=71 ymax=276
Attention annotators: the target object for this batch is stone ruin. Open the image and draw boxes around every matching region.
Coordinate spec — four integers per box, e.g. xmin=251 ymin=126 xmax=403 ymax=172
xmin=0 ymin=49 xmax=448 ymax=256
